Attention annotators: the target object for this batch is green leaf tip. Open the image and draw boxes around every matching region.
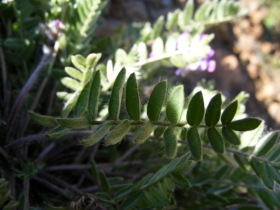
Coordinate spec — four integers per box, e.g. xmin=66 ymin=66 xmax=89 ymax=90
xmin=254 ymin=131 xmax=279 ymax=157
xmin=28 ymin=111 xmax=58 ymax=127
xmin=187 ymin=127 xmax=202 ymax=161
xmin=166 ymin=85 xmax=185 ymax=125
xmin=80 ymin=122 xmax=113 ymax=147
xmin=99 ymin=171 xmax=110 ymax=192
xmin=109 ymin=68 xmax=126 ymax=120
xmin=71 ymin=54 xmax=86 ymax=72
xmin=105 ymin=119 xmax=131 ymax=146
xmin=147 ymin=80 xmax=167 ymax=122
xmin=205 ymin=93 xmax=222 ymax=126
xmin=126 ymin=73 xmax=141 ymax=121
xmin=260 ymin=163 xmax=274 ymax=190
xmin=163 ymin=127 xmax=178 ymax=159
xmin=187 ymin=91 xmax=204 ymax=126
xmin=134 ymin=121 xmax=154 ymax=144
xmin=88 ymin=70 xmax=101 ymax=120
xmin=222 ymin=127 xmax=240 ymax=145
xmin=229 ymin=117 xmax=262 ymax=131
xmin=56 ymin=116 xmax=89 ymax=129
xmin=207 ymin=127 xmax=225 ymax=154
xmin=74 ymin=79 xmax=91 ymax=117
xmin=221 ymin=100 xmax=238 ymax=125
xmin=46 ymin=126 xmax=69 ymax=139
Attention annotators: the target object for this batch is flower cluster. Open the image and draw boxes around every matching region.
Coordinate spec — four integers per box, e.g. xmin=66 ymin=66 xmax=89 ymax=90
xmin=175 ymin=33 xmax=216 ymax=75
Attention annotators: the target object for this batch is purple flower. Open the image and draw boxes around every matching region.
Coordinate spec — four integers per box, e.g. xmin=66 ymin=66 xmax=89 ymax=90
xmin=175 ymin=48 xmax=216 ymax=75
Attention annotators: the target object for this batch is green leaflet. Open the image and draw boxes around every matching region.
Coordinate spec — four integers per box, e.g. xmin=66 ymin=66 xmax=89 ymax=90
xmin=151 ymin=15 xmax=164 ymax=39
xmin=99 ymin=171 xmax=110 ymax=192
xmin=163 ymin=127 xmax=178 ymax=159
xmin=80 ymin=122 xmax=113 ymax=147
xmin=56 ymin=116 xmax=90 ymax=129
xmin=266 ymin=144 xmax=280 ymax=161
xmin=207 ymin=127 xmax=225 ymax=154
xmin=194 ymin=1 xmax=209 ymax=21
xmin=221 ymin=100 xmax=238 ymax=125
xmin=65 ymin=67 xmax=83 ymax=81
xmin=62 ymin=90 xmax=81 ymax=117
xmin=222 ymin=127 xmax=240 ymax=145
xmin=164 ymin=177 xmax=175 ymax=192
xmin=109 ymin=68 xmax=126 ymax=120
xmin=183 ymin=0 xmax=194 ymax=25
xmin=86 ymin=53 xmax=101 ymax=71
xmin=166 ymin=85 xmax=185 ymax=125
xmin=95 ymin=192 xmax=114 ymax=205
xmin=91 ymin=160 xmax=98 ymax=181
xmin=205 ymin=93 xmax=222 ymax=126
xmin=120 ymin=192 xmax=143 ymax=210
xmin=171 ymin=174 xmax=190 ymax=188
xmin=74 ymin=78 xmax=91 ymax=117
xmin=270 ymin=166 xmax=280 ymax=184
xmin=187 ymin=91 xmax=204 ymax=126
xmin=105 ymin=120 xmax=131 ymax=146
xmin=187 ymin=127 xmax=202 ymax=161
xmin=88 ymin=70 xmax=101 ymax=120
xmin=144 ymin=189 xmax=163 ymax=208
xmin=249 ymin=158 xmax=261 ymax=177
xmin=147 ymin=80 xmax=167 ymax=122
xmin=233 ymin=154 xmax=247 ymax=171
xmin=61 ymin=77 xmax=80 ymax=91
xmin=71 ymin=54 xmax=86 ymax=72
xmin=166 ymin=9 xmax=180 ymax=30
xmin=154 ymin=126 xmax=166 ymax=138
xmin=134 ymin=121 xmax=154 ymax=144
xmin=229 ymin=118 xmax=262 ymax=131
xmin=126 ymin=73 xmax=140 ymax=121
xmin=143 ymin=153 xmax=192 ymax=187
xmin=254 ymin=131 xmax=279 ymax=157
xmin=260 ymin=163 xmax=274 ymax=190
xmin=28 ymin=111 xmax=57 ymax=127
xmin=46 ymin=126 xmax=69 ymax=139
